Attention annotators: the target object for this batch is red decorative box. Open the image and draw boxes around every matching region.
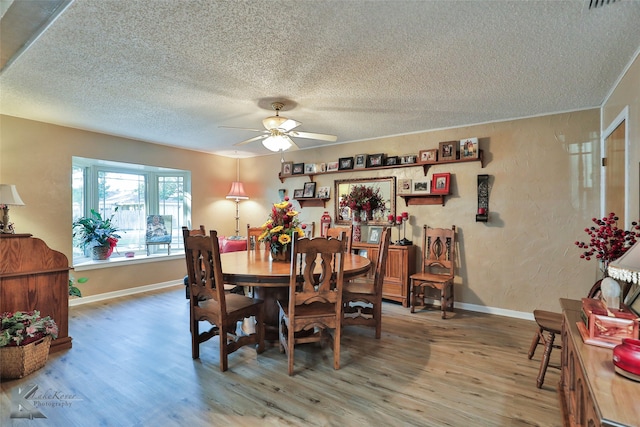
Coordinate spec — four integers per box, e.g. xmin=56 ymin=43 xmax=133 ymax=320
xmin=577 ymin=298 xmax=640 ymax=349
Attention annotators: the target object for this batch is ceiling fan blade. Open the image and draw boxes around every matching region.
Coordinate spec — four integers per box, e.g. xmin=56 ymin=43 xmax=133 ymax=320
xmin=288 ymin=131 xmax=337 ymax=142
xmin=285 ymin=135 xmax=299 ymax=150
xmin=233 ymin=134 xmax=268 ymax=146
xmin=280 ymin=119 xmax=301 ymax=132
xmin=219 ymin=125 xmax=265 ymax=132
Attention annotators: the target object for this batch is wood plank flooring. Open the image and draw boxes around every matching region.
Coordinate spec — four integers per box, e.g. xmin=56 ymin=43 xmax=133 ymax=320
xmin=1 ymin=286 xmax=562 ymax=426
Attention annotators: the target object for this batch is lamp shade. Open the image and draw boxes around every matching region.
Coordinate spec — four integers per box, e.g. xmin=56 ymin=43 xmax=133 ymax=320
xmin=608 ymin=241 xmax=640 ymax=284
xmin=262 ymin=135 xmax=293 ymax=152
xmin=0 ymin=184 xmax=25 ymax=206
xmin=226 ymin=182 xmax=248 ymax=200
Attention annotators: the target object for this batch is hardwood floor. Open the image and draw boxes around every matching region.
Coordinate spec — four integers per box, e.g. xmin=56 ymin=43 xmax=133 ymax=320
xmin=1 ymin=286 xmax=562 ymax=426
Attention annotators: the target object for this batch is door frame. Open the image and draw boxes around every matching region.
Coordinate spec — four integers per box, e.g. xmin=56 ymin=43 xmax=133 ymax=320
xmin=601 ymin=106 xmax=630 ymax=227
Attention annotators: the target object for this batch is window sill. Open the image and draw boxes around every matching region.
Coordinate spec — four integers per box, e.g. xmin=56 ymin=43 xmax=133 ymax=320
xmin=73 ymin=253 xmax=184 ymax=271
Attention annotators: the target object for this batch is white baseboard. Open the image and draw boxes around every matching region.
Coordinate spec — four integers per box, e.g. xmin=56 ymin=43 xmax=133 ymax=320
xmin=70 ymin=282 xmax=535 ymax=321
xmin=69 ymin=280 xmax=183 ymax=306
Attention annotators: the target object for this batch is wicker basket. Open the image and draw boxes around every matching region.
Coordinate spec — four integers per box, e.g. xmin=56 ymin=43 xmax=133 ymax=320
xmin=0 ymin=336 xmax=51 ymax=379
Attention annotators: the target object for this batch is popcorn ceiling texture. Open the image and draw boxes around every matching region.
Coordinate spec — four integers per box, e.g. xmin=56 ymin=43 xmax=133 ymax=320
xmin=0 ymin=0 xmax=639 ymax=157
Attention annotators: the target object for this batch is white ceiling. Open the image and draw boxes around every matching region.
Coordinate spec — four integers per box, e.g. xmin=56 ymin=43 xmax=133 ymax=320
xmin=1 ymin=0 xmax=639 ymax=158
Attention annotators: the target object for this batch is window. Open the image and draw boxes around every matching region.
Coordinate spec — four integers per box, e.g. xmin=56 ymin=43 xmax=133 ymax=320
xmin=72 ymin=157 xmax=191 ymax=264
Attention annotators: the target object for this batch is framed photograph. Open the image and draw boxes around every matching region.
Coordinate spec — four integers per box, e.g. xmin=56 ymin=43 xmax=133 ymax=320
xmin=354 ymin=154 xmax=368 ymax=169
xmin=281 ymin=161 xmax=293 ymax=176
xmin=400 ymin=155 xmax=417 ymax=165
xmin=338 ymin=157 xmax=354 ymax=170
xmin=318 ymin=162 xmax=327 ymax=173
xmin=366 ymin=153 xmax=384 ymax=168
xmin=358 ymin=249 xmax=368 ymax=257
xmin=626 ymin=286 xmax=640 ymax=317
xmin=438 ymin=141 xmax=457 ymax=161
xmin=302 ymin=182 xmax=316 ymax=198
xmin=293 ymin=189 xmax=304 ymax=198
xmin=419 ymin=149 xmax=438 ymax=163
xmin=317 ymin=186 xmax=330 ymax=199
xmin=368 ymin=226 xmax=383 ymax=244
xmin=292 ymin=163 xmax=305 ymax=175
xmin=431 ymin=172 xmax=451 ymax=194
xmin=304 ymin=163 xmax=317 ymax=174
xmin=460 ymin=137 xmax=479 ymax=159
xmin=385 ymin=156 xmax=399 ymax=166
xmin=398 ymin=178 xmax=412 ymax=194
xmin=413 ymin=179 xmax=431 ymax=194
xmin=327 ymin=161 xmax=339 ymax=172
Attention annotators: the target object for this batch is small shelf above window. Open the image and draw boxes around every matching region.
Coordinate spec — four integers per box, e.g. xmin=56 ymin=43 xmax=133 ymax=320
xmin=399 ymin=194 xmax=447 ymax=206
xmin=294 ymin=198 xmax=330 ymax=208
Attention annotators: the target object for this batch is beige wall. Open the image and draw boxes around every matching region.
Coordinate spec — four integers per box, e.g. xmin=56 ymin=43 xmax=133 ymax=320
xmin=5 ymin=70 xmax=638 ymax=314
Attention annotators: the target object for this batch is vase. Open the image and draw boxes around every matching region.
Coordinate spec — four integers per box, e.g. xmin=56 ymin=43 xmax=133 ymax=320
xmin=352 ymin=211 xmax=362 ymax=243
xmin=270 ymin=247 xmax=291 ymax=262
xmin=92 ymin=245 xmax=111 ymax=260
xmin=613 ymin=338 xmax=640 ymax=381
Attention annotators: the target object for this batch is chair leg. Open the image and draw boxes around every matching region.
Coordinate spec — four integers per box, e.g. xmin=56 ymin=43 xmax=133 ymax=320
xmin=374 ymin=300 xmax=382 ymax=339
xmin=528 ymin=327 xmax=542 ymax=359
xmin=333 ymin=325 xmax=341 ymax=370
xmin=219 ymin=326 xmax=228 ymax=372
xmin=536 ymin=331 xmax=556 ymax=388
xmin=410 ymin=281 xmax=419 ymax=313
xmin=441 ymin=287 xmax=447 ymax=319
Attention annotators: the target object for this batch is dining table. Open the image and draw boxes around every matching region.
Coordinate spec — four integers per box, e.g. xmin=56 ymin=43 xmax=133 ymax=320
xmin=220 ymin=249 xmax=371 ymax=341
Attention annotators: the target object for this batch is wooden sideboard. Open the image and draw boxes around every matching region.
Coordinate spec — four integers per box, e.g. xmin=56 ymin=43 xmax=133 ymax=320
xmin=351 ymin=242 xmax=416 ymax=307
xmin=559 ymin=298 xmax=639 ymax=427
xmin=0 ymin=234 xmax=72 ymax=353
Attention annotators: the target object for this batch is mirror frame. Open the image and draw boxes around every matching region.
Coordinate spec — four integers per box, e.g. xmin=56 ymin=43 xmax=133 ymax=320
xmin=334 ymin=176 xmax=396 ymax=225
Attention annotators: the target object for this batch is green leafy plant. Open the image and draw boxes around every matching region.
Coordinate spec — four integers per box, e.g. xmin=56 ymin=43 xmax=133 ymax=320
xmin=69 ymin=276 xmax=88 ymax=297
xmin=0 ymin=310 xmax=58 ymax=347
xmin=72 ymin=207 xmax=121 ymax=251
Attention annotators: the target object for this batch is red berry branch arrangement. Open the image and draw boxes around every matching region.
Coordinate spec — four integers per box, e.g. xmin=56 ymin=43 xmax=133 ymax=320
xmin=575 ymin=213 xmax=639 ymax=263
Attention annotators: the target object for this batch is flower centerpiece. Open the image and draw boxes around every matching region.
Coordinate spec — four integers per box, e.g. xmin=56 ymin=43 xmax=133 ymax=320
xmin=258 ymin=197 xmax=305 ymax=261
xmin=575 ymin=212 xmax=639 ymax=274
xmin=339 ymin=185 xmax=385 ymax=221
xmin=72 ymin=207 xmax=121 ymax=260
xmin=0 ymin=311 xmax=58 ymax=347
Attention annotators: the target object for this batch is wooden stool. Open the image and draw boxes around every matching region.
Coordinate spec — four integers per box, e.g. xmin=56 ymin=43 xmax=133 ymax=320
xmin=528 ymin=310 xmax=563 ymax=388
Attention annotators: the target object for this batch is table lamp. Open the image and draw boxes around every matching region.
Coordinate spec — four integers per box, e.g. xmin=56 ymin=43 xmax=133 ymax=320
xmin=0 ymin=184 xmax=25 ymax=234
xmin=226 ymin=158 xmax=249 ymax=237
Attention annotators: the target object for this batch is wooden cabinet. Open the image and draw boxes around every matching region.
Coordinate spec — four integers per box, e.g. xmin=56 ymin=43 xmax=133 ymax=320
xmin=0 ymin=234 xmax=72 ymax=353
xmin=559 ymin=299 xmax=639 ymax=427
xmin=352 ymin=242 xmax=416 ymax=307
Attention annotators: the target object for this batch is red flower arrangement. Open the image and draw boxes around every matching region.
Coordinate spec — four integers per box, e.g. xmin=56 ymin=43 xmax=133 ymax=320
xmin=575 ymin=212 xmax=639 ymax=265
xmin=339 ymin=185 xmax=384 ymax=214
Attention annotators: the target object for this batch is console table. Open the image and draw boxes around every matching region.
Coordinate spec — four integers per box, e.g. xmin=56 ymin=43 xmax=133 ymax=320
xmin=559 ymin=298 xmax=639 ymax=426
xmin=352 ymin=243 xmax=416 ymax=307
xmin=0 ymin=234 xmax=71 ymax=353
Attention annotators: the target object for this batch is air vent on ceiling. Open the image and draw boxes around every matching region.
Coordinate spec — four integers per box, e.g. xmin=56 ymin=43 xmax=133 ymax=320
xmin=589 ymin=0 xmax=616 ymax=9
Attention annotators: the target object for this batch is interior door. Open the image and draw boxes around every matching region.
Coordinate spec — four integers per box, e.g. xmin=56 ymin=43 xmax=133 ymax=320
xmin=604 ymin=120 xmax=626 ymax=226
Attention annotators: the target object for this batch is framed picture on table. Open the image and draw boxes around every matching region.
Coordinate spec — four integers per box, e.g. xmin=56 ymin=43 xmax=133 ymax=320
xmin=368 ymin=226 xmax=383 ymax=244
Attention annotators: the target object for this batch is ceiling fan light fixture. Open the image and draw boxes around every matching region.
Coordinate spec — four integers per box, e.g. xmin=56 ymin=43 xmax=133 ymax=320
xmin=262 ymin=115 xmax=288 ymax=130
xmin=262 ymin=135 xmax=292 ymax=152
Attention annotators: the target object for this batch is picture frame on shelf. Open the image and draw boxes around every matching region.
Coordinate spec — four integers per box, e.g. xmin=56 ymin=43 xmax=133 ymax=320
xmin=460 ymin=137 xmax=479 ymax=159
xmin=302 ymin=182 xmax=317 ymax=198
xmin=338 ymin=157 xmax=354 ymax=170
xmin=292 ymin=163 xmax=305 ymax=175
xmin=366 ymin=153 xmax=385 ymax=168
xmin=385 ymin=156 xmax=399 ymax=166
xmin=327 ymin=161 xmax=339 ymax=172
xmin=354 ymin=154 xmax=368 ymax=169
xmin=293 ymin=189 xmax=304 ymax=198
xmin=304 ymin=163 xmax=317 ymax=174
xmin=431 ymin=173 xmax=451 ymax=194
xmin=398 ymin=178 xmax=412 ymax=194
xmin=317 ymin=186 xmax=330 ymax=199
xmin=419 ymin=149 xmax=438 ymax=163
xmin=318 ymin=163 xmax=327 ymax=173
xmin=400 ymin=155 xmax=417 ymax=165
xmin=281 ymin=161 xmax=293 ymax=176
xmin=438 ymin=141 xmax=457 ymax=161
xmin=368 ymin=226 xmax=383 ymax=244
xmin=413 ymin=179 xmax=431 ymax=194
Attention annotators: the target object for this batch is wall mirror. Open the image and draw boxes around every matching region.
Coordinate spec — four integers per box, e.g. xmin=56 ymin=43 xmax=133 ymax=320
xmin=334 ymin=177 xmax=396 ymax=225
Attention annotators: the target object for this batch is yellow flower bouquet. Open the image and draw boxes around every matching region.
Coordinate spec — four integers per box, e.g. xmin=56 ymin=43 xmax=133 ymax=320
xmin=258 ymin=197 xmax=305 ymax=259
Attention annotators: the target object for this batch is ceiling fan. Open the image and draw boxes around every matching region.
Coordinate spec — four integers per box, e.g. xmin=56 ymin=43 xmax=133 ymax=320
xmin=222 ymin=102 xmax=337 ymax=152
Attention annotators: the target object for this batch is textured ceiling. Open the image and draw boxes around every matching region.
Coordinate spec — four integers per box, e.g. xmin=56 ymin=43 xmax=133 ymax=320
xmin=1 ymin=0 xmax=639 ymax=158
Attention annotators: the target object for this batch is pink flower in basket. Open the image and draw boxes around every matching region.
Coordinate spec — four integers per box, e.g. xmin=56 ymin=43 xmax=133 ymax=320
xmin=0 ymin=310 xmax=58 ymax=347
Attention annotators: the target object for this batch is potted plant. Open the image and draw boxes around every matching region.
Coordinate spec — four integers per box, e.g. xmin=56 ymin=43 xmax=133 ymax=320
xmin=258 ymin=197 xmax=305 ymax=261
xmin=72 ymin=207 xmax=121 ymax=260
xmin=0 ymin=310 xmax=58 ymax=379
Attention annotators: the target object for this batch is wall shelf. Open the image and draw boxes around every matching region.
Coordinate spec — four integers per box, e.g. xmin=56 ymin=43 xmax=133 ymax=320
xmin=278 ymin=150 xmax=484 ymax=183
xmin=399 ymin=194 xmax=447 ymax=206
xmin=294 ymin=198 xmax=329 ymax=208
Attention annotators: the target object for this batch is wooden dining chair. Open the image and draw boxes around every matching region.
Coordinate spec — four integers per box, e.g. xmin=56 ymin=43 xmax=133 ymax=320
xmin=182 ymin=226 xmax=206 ymax=299
xmin=409 ymin=225 xmax=457 ymax=318
xmin=342 ymin=227 xmax=390 ymax=338
xmin=247 ymin=224 xmax=268 ymax=250
xmin=528 ymin=309 xmax=563 ymax=388
xmin=182 ymin=228 xmax=265 ymax=372
xmin=277 ymin=236 xmax=346 ymax=376
xmin=327 ymin=225 xmax=353 ymax=253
